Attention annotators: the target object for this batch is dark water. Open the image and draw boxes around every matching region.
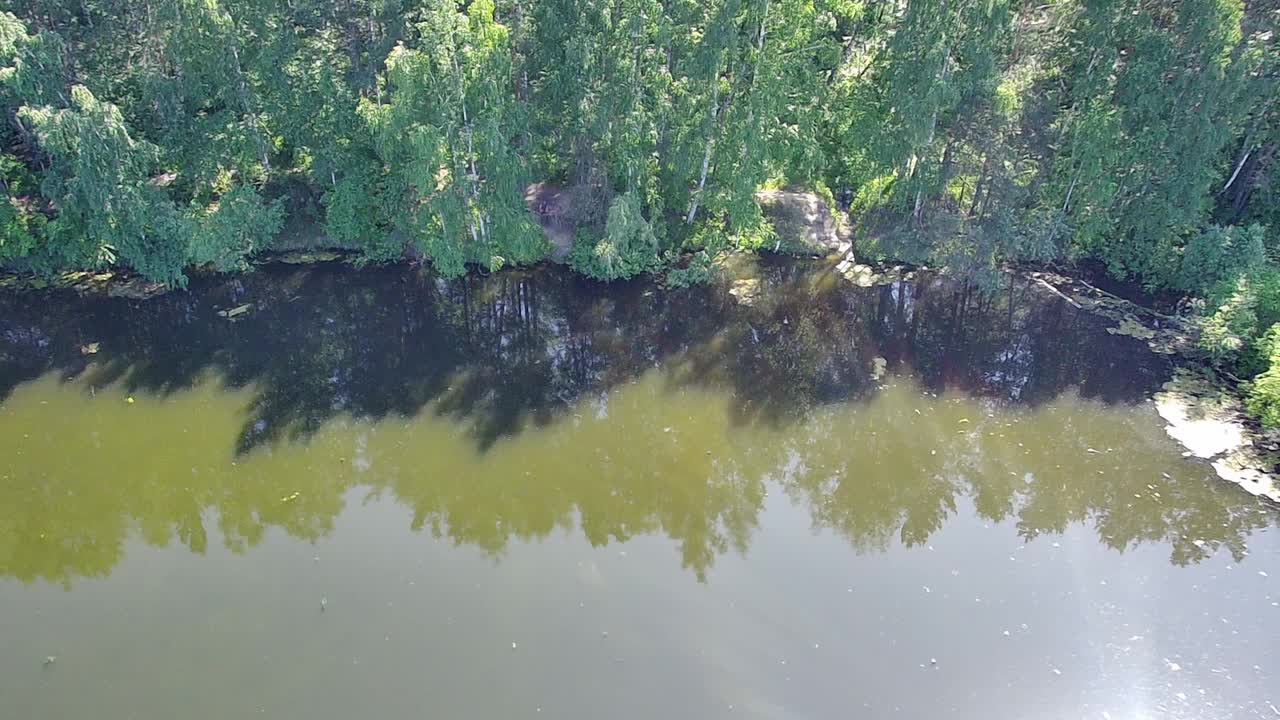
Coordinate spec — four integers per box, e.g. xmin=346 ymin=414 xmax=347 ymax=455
xmin=1 ymin=258 xmax=1277 ymax=719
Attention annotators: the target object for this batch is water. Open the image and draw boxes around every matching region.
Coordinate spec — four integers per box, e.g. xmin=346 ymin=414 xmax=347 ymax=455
xmin=2 ymin=258 xmax=1277 ymax=719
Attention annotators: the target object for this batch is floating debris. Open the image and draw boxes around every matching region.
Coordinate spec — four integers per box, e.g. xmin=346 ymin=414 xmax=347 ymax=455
xmin=870 ymin=357 xmax=888 ymax=381
xmin=42 ymin=656 xmax=57 ymax=666
xmin=271 ymin=250 xmax=343 ymax=265
xmin=1106 ymin=316 xmax=1156 ymax=340
xmin=217 ymin=303 xmax=254 ymax=320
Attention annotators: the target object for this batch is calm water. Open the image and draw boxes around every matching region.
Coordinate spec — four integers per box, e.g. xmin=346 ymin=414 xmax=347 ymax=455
xmin=2 ymin=258 xmax=1278 ymax=719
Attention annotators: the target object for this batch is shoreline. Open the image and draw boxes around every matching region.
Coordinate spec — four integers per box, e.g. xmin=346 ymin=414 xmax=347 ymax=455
xmin=4 ymin=247 xmax=1279 ymax=503
xmin=1022 ymin=269 xmax=1280 ymax=505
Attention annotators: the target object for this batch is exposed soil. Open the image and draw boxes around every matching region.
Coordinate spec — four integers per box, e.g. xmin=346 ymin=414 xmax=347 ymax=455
xmin=755 ymin=190 xmax=851 ymax=255
xmin=524 ymin=182 xmax=578 ymax=260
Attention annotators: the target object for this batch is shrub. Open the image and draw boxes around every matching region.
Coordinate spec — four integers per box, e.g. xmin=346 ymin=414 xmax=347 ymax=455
xmin=1199 ymin=267 xmax=1280 ymax=372
xmin=1177 ymin=224 xmax=1266 ymax=295
xmin=188 ymin=185 xmax=285 ymax=272
xmin=568 ymin=192 xmax=660 ymax=280
xmin=664 ymin=250 xmax=715 ymax=288
xmin=1246 ymin=325 xmax=1280 ymax=428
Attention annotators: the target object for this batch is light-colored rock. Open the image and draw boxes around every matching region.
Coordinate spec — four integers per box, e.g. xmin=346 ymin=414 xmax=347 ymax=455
xmin=843 ymin=263 xmax=881 ymax=287
xmin=524 ymin=182 xmax=576 ymax=260
xmin=1211 ymin=457 xmax=1280 ymax=502
xmin=272 ymin=250 xmax=343 ymax=264
xmin=1107 ymin=316 xmax=1157 ymax=340
xmin=1154 ymin=370 xmax=1280 ymax=504
xmin=106 ymin=278 xmax=168 ymax=299
xmin=217 ymin=303 xmax=254 ymax=319
xmin=870 ymin=357 xmax=888 ymax=381
xmin=1155 ymin=392 xmax=1244 ymax=459
xmin=756 ymin=190 xmax=846 ymax=255
xmin=729 ymin=278 xmax=761 ymax=306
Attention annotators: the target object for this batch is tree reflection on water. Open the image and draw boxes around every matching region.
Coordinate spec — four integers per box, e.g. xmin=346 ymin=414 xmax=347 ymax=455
xmin=0 ymin=259 xmax=1273 ymax=584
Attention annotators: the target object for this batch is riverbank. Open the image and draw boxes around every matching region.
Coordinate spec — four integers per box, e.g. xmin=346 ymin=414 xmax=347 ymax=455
xmin=0 ymin=188 xmax=851 ymax=295
xmin=0 ymin=248 xmax=355 ymax=299
xmin=1015 ymin=267 xmax=1280 ymax=505
xmin=720 ymin=244 xmax=1280 ymax=503
xmin=4 ymin=235 xmax=1279 ymax=503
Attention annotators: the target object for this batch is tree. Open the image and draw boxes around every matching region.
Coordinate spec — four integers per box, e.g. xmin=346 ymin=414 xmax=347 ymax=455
xmin=1044 ymin=0 xmax=1245 ymax=284
xmin=0 ymin=0 xmax=1272 ymax=298
xmin=363 ymin=0 xmax=546 ymax=274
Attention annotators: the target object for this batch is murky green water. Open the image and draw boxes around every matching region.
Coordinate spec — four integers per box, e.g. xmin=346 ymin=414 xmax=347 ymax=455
xmin=2 ymin=259 xmax=1278 ymax=719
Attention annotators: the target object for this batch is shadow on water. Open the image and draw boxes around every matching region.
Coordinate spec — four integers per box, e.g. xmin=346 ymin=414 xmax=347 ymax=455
xmin=0 ymin=259 xmax=1166 ymax=450
xmin=1 ymin=258 xmax=1275 ymax=584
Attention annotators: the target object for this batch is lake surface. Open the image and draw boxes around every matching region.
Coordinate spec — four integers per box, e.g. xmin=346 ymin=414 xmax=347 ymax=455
xmin=2 ymin=258 xmax=1278 ymax=719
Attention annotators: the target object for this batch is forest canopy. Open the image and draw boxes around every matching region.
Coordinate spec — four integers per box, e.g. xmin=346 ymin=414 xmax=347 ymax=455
xmin=0 ymin=0 xmax=1276 ymax=289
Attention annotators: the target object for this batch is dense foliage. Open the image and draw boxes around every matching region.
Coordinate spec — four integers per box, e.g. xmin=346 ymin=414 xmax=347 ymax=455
xmin=0 ymin=0 xmax=1273 ymax=287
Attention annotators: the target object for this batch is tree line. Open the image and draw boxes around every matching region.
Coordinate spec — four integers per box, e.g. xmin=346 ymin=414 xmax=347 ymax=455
xmin=0 ymin=0 xmax=1273 ymax=287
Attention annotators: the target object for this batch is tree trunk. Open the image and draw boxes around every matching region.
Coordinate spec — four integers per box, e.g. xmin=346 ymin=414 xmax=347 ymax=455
xmin=910 ymin=45 xmax=951 ymax=224
xmin=968 ymin=152 xmax=989 ymax=217
xmin=685 ymin=68 xmax=724 ymax=225
xmin=1227 ymin=141 xmax=1276 ymax=223
xmin=936 ymin=140 xmax=955 ymax=210
xmin=230 ymin=45 xmax=270 ymax=172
